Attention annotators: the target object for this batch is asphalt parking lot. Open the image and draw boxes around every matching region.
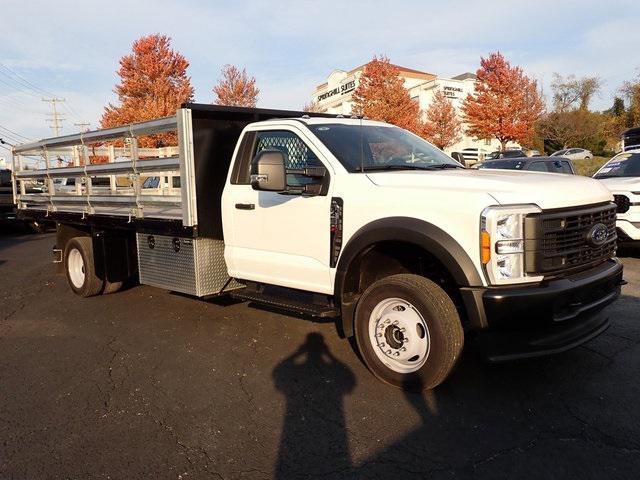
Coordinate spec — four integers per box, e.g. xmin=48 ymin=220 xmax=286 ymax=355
xmin=1 ymin=229 xmax=639 ymax=479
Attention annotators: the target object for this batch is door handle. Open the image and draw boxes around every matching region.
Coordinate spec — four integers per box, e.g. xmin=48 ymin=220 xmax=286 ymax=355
xmin=235 ymin=203 xmax=255 ymax=210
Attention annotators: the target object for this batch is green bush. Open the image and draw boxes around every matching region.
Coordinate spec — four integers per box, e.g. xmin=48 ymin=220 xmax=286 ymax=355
xmin=573 ymin=156 xmax=609 ymax=177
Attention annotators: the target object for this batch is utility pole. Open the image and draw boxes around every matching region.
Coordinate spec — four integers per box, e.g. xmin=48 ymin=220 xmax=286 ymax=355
xmin=42 ymin=97 xmax=65 ymax=136
xmin=74 ymin=122 xmax=91 ymax=132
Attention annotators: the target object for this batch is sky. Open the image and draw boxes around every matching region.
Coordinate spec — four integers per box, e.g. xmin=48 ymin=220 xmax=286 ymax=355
xmin=0 ymin=0 xmax=639 ymax=155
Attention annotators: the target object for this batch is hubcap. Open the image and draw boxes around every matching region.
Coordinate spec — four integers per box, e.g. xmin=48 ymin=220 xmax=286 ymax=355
xmin=368 ymin=298 xmax=430 ymax=374
xmin=68 ymin=248 xmax=86 ymax=289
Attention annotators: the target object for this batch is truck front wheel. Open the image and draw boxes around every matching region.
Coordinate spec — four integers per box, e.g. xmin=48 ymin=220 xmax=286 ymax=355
xmin=64 ymin=237 xmax=104 ymax=297
xmin=354 ymin=274 xmax=464 ymax=390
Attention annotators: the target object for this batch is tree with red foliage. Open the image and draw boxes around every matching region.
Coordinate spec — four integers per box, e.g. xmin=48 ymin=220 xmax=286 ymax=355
xmin=213 ymin=65 xmax=259 ymax=107
xmin=303 ymin=100 xmax=322 ymax=113
xmin=423 ymin=91 xmax=463 ymax=149
xmin=101 ymin=34 xmax=194 ymax=147
xmin=462 ymin=52 xmax=544 ymax=151
xmin=351 ymin=55 xmax=422 ymax=135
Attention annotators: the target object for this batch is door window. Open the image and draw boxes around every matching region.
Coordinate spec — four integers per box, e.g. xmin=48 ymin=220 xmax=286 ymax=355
xmin=528 ymin=162 xmax=549 ymax=172
xmin=253 ymin=130 xmax=323 ymax=188
xmin=547 ymin=160 xmax=573 ymax=174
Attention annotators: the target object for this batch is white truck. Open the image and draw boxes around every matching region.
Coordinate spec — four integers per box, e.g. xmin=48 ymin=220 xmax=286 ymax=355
xmin=594 ymin=149 xmax=640 ymax=243
xmin=12 ymin=104 xmax=624 ymax=390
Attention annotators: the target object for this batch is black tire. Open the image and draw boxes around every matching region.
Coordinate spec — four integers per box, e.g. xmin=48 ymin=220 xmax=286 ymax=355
xmin=64 ymin=237 xmax=104 ymax=297
xmin=103 ymin=280 xmax=123 ymax=295
xmin=354 ymin=274 xmax=464 ymax=391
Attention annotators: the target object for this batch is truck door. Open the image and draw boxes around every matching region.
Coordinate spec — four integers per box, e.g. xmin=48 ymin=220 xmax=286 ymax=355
xmin=222 ymin=127 xmax=334 ymax=294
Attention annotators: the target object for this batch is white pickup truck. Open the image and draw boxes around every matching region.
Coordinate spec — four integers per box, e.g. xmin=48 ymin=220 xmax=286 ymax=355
xmin=12 ymin=104 xmax=624 ymax=390
xmin=594 ymin=149 xmax=640 ymax=243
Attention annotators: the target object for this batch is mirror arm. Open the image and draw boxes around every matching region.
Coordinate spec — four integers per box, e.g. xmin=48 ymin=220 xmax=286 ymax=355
xmin=287 ymin=166 xmax=326 ymax=178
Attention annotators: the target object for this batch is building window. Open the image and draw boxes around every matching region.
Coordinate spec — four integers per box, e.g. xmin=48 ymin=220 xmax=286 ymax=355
xmin=484 ymin=139 xmax=491 ymax=146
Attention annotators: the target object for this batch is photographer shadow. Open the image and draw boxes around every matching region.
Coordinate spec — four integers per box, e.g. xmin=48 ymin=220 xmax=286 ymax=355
xmin=273 ymin=333 xmax=355 ymax=479
xmin=272 ymin=333 xmax=444 ymax=479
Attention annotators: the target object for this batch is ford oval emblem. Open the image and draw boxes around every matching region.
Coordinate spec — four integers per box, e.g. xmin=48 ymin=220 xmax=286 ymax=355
xmin=587 ymin=223 xmax=608 ymax=247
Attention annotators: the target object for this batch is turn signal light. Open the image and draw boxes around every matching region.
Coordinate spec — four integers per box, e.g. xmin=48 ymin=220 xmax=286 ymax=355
xmin=481 ymin=230 xmax=491 ymax=264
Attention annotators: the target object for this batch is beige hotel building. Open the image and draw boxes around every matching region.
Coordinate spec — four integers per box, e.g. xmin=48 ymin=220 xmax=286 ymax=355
xmin=311 ymin=63 xmax=514 ymax=155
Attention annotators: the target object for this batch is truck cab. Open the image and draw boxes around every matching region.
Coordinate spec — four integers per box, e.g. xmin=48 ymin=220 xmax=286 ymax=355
xmin=11 ymin=105 xmax=624 ymax=390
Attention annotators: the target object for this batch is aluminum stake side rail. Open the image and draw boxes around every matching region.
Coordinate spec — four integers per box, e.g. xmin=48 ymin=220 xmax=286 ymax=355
xmin=13 ymin=103 xmax=624 ymax=391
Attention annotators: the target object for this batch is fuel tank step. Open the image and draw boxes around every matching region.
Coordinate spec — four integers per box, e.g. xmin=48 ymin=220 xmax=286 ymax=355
xmin=231 ymin=287 xmax=339 ymax=318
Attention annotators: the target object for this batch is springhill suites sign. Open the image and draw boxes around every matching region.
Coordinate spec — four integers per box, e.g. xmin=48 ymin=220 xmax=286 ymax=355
xmin=317 ymin=80 xmax=357 ymax=102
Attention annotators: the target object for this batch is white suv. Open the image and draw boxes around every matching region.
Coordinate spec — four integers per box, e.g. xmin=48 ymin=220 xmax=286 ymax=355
xmin=594 ymin=149 xmax=640 ymax=242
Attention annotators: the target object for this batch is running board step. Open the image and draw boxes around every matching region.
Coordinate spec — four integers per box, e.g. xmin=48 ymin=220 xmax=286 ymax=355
xmin=231 ymin=290 xmax=339 ymax=318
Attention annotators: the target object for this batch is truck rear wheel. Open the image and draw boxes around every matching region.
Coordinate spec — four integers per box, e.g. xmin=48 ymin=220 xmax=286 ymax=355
xmin=64 ymin=237 xmax=104 ymax=297
xmin=354 ymin=274 xmax=464 ymax=390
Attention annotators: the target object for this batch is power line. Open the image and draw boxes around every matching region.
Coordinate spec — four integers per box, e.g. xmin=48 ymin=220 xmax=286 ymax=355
xmin=0 ymin=62 xmax=55 ymax=97
xmin=74 ymin=121 xmax=91 ymax=132
xmin=0 ymin=62 xmax=84 ymax=123
xmin=42 ymin=98 xmax=65 ymax=136
xmin=0 ymin=123 xmax=31 ymax=141
xmin=0 ymin=133 xmax=23 ymax=145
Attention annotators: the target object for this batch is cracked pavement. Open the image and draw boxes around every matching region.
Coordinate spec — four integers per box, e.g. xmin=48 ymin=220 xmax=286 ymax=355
xmin=1 ymin=230 xmax=639 ymax=479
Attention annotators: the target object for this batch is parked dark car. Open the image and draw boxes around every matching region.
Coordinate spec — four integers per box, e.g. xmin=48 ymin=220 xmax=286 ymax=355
xmin=623 ymin=127 xmax=640 ymax=152
xmin=487 ymin=149 xmax=530 ymax=159
xmin=0 ymin=169 xmax=50 ymax=232
xmin=477 ymin=156 xmax=576 ymax=174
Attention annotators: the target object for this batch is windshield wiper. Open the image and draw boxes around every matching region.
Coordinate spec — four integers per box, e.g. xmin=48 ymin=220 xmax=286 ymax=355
xmin=359 ymin=165 xmax=433 ymax=172
xmin=359 ymin=164 xmax=463 ymax=172
xmin=427 ymin=163 xmax=465 ymax=169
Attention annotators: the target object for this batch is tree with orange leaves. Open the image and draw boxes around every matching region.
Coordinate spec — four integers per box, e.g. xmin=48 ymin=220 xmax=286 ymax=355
xmin=462 ymin=52 xmax=544 ymax=151
xmin=213 ymin=65 xmax=259 ymax=107
xmin=423 ymin=91 xmax=463 ymax=150
xmin=351 ymin=55 xmax=422 ymax=135
xmin=303 ymin=100 xmax=323 ymax=113
xmin=101 ymin=34 xmax=194 ymax=147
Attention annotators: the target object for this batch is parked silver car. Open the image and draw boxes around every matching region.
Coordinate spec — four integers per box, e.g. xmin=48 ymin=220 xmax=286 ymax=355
xmin=551 ymin=148 xmax=592 ymax=160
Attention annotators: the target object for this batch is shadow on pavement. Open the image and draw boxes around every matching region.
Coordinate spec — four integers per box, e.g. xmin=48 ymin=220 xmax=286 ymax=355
xmin=272 ymin=322 xmax=640 ymax=479
xmin=273 ymin=333 xmax=355 ymax=479
xmin=0 ymin=226 xmax=49 ymax=254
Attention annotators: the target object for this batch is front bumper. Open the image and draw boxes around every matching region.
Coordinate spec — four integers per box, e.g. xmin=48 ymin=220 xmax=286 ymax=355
xmin=461 ymin=258 xmax=623 ymax=362
xmin=617 ymin=219 xmax=640 ymax=241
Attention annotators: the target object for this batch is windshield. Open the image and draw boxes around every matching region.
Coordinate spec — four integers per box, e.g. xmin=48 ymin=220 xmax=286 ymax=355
xmin=308 ymin=124 xmax=461 ymax=172
xmin=143 ymin=176 xmax=160 ymax=189
xmin=479 ymin=160 xmax=526 ymax=170
xmin=594 ymin=152 xmax=640 ymax=178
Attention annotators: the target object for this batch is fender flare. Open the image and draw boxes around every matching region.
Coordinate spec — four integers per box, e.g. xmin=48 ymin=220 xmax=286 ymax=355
xmin=334 ymin=217 xmax=483 ymax=337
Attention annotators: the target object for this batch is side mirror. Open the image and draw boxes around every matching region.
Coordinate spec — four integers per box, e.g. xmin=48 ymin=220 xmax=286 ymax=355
xmin=250 ymin=150 xmax=286 ymax=192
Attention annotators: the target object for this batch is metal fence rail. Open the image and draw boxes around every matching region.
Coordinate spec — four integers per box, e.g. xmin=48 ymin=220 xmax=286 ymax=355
xmin=11 ymin=112 xmax=196 ymax=224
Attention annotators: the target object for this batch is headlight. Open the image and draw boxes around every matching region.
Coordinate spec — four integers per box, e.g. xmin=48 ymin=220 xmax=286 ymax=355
xmin=480 ymin=205 xmax=543 ymax=285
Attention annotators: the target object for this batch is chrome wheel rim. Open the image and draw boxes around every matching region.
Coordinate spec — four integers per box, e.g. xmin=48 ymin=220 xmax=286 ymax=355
xmin=68 ymin=248 xmax=85 ymax=289
xmin=368 ymin=297 xmax=430 ymax=374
